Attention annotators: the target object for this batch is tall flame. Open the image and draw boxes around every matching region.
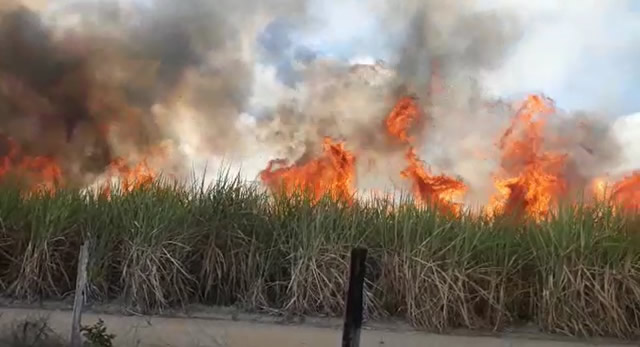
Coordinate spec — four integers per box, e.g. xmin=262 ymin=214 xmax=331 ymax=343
xmin=259 ymin=137 xmax=356 ymax=203
xmin=384 ymin=96 xmax=467 ymax=214
xmin=401 ymin=147 xmax=466 ymax=214
xmin=488 ymin=95 xmax=568 ymax=220
xmin=385 ymin=96 xmax=420 ymax=143
xmin=0 ymin=84 xmax=637 ymax=218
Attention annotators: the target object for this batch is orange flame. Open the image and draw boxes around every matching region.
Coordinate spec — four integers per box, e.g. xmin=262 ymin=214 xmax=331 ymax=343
xmin=488 ymin=95 xmax=567 ymax=220
xmin=99 ymin=157 xmax=157 ymax=198
xmin=401 ymin=147 xmax=466 ymax=214
xmin=610 ymin=172 xmax=640 ymax=212
xmin=20 ymin=156 xmax=63 ymax=195
xmin=259 ymin=137 xmax=355 ymax=203
xmin=98 ymin=142 xmax=170 ymax=198
xmin=385 ymin=96 xmax=420 ymax=143
xmin=0 ymin=138 xmax=63 ymax=195
xmin=591 ymin=176 xmax=608 ymax=201
xmin=0 ymin=135 xmax=162 ymax=198
xmin=384 ymin=96 xmax=467 ymax=214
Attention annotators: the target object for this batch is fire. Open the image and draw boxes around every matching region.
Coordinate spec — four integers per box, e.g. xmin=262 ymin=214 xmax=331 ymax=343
xmin=591 ymin=176 xmax=609 ymax=201
xmin=401 ymin=147 xmax=466 ymax=214
xmin=610 ymin=172 xmax=640 ymax=212
xmin=0 ymin=137 xmax=62 ymax=195
xmin=0 ymin=86 xmax=634 ymax=218
xmin=0 ymin=138 xmax=20 ymax=177
xmin=258 ymin=94 xmax=469 ymax=213
xmin=488 ymin=95 xmax=568 ymax=220
xmin=97 ymin=142 xmax=171 ymax=198
xmin=20 ymin=156 xmax=63 ymax=195
xmin=99 ymin=157 xmax=157 ymax=198
xmin=0 ymin=80 xmax=636 ymax=218
xmin=384 ymin=96 xmax=467 ymax=214
xmin=259 ymin=137 xmax=356 ymax=203
xmin=385 ymin=96 xmax=420 ymax=143
xmin=0 ymin=135 xmax=162 ymax=198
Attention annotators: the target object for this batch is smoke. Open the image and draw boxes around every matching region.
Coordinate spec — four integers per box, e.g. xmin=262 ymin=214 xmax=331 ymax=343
xmin=0 ymin=0 xmax=637 ymax=204
xmin=0 ymin=0 xmax=307 ymax=185
xmin=612 ymin=112 xmax=640 ymax=175
xmin=478 ymin=0 xmax=640 ymax=116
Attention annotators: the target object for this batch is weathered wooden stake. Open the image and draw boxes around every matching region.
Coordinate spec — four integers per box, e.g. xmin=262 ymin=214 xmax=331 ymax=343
xmin=341 ymin=247 xmax=368 ymax=347
xmin=70 ymin=240 xmax=89 ymax=347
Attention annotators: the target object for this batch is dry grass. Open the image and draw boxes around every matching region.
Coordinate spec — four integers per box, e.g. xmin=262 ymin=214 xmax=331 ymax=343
xmin=0 ymin=316 xmax=66 ymax=347
xmin=0 ymin=176 xmax=640 ymax=339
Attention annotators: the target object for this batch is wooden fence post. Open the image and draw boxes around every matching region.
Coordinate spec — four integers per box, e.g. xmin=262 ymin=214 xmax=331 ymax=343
xmin=70 ymin=239 xmax=89 ymax=347
xmin=341 ymin=247 xmax=368 ymax=347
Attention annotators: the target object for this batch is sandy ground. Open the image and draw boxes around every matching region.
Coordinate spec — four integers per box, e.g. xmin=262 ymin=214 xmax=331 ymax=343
xmin=0 ymin=307 xmax=635 ymax=347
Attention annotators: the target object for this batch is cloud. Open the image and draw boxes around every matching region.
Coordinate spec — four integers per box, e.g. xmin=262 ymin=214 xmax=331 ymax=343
xmin=478 ymin=0 xmax=640 ymax=115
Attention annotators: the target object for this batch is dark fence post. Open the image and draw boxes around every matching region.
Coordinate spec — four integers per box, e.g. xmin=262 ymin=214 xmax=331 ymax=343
xmin=341 ymin=247 xmax=368 ymax=347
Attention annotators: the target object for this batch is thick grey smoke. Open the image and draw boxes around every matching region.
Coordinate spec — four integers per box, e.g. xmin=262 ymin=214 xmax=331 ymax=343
xmin=246 ymin=1 xmax=530 ymax=201
xmin=364 ymin=0 xmax=625 ymax=203
xmin=0 ymin=0 xmax=633 ymax=205
xmin=0 ymin=0 xmax=306 ymax=186
xmin=251 ymin=0 xmax=625 ymax=202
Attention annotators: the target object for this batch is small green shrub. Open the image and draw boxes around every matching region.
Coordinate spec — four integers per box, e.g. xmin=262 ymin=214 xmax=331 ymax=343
xmin=81 ymin=319 xmax=115 ymax=347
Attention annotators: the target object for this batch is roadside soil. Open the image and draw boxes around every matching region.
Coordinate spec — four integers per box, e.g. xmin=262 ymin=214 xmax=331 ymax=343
xmin=0 ymin=303 xmax=635 ymax=347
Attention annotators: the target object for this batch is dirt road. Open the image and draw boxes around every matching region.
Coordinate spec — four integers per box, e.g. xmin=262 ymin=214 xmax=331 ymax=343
xmin=0 ymin=308 xmax=632 ymax=347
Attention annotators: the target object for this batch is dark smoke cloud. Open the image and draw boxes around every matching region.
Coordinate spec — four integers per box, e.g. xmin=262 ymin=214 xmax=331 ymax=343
xmin=0 ymin=0 xmax=629 ymax=206
xmin=392 ymin=1 xmax=523 ymax=98
xmin=0 ymin=6 xmax=109 ymax=183
xmin=0 ymin=0 xmax=308 ymax=186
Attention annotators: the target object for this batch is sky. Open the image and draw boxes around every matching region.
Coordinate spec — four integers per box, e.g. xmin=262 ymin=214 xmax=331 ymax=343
xmin=264 ymin=0 xmax=640 ymax=118
xmin=40 ymin=0 xmax=640 ymax=118
xmin=476 ymin=1 xmax=640 ymax=117
xmin=27 ymin=0 xmax=640 ymax=176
